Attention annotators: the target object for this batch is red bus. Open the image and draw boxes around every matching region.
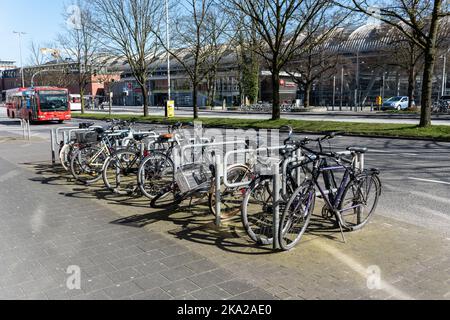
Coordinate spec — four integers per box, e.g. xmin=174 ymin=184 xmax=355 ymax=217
xmin=6 ymin=86 xmax=71 ymax=123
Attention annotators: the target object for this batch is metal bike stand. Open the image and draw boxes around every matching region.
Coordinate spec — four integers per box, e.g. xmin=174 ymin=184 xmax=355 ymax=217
xmin=214 ymin=154 xmax=222 ymax=227
xmin=272 ymin=164 xmax=281 ymax=250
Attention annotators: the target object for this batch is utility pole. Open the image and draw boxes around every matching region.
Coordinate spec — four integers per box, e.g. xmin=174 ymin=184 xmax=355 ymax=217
xmin=166 ymin=0 xmax=171 ymax=101
xmin=442 ymin=52 xmax=447 ymax=97
xmin=332 ymin=75 xmax=336 ymax=111
xmin=165 ymin=0 xmax=171 ymax=117
xmin=340 ymin=66 xmax=344 ymax=111
xmin=13 ymin=31 xmax=26 ymax=88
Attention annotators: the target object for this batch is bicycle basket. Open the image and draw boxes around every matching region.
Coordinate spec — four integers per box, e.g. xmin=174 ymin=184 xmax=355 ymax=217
xmin=75 ymin=131 xmax=98 ymax=144
xmin=253 ymin=157 xmax=280 ymax=175
xmin=175 ymin=163 xmax=212 ymax=194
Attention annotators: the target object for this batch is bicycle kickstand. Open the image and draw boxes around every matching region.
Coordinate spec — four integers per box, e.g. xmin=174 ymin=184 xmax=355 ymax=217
xmin=337 ymin=220 xmax=346 ymax=244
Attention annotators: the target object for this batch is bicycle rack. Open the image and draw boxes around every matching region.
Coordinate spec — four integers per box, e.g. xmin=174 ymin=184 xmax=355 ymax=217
xmin=177 ymin=139 xmax=247 ymax=227
xmin=0 ymin=118 xmax=31 ymax=140
xmin=223 ymin=145 xmax=302 ymax=249
xmin=222 ymin=147 xmax=364 ymax=250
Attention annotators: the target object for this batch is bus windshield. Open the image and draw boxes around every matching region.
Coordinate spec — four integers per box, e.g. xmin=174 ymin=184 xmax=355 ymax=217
xmin=39 ymin=91 xmax=68 ymax=111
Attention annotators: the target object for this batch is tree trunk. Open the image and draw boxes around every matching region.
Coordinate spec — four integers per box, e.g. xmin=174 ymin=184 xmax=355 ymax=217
xmin=80 ymin=87 xmax=85 ymax=115
xmin=304 ymin=81 xmax=312 ymax=108
xmin=419 ymin=51 xmax=435 ymax=127
xmin=141 ymin=84 xmax=149 ymax=117
xmin=407 ymin=65 xmax=415 ymax=110
xmin=193 ymin=84 xmax=198 ymax=119
xmin=271 ymin=69 xmax=280 ymax=120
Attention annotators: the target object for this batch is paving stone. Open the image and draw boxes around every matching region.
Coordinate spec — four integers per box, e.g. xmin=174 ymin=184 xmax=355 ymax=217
xmin=160 ymin=266 xmax=196 ymax=282
xmin=191 ymin=285 xmax=232 ymax=300
xmin=230 ymin=288 xmax=277 ymax=300
xmin=188 ymin=271 xmax=229 ymax=288
xmin=217 ymin=280 xmax=255 ymax=296
xmin=133 ymin=274 xmax=171 ymax=291
xmin=161 ymin=279 xmax=201 ymax=298
xmin=131 ymin=288 xmax=172 ymax=300
xmin=102 ymin=281 xmax=143 ymax=300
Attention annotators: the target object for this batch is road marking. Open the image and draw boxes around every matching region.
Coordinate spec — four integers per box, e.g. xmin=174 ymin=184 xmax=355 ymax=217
xmin=313 ymin=240 xmax=414 ymax=300
xmin=408 ymin=177 xmax=450 ymax=185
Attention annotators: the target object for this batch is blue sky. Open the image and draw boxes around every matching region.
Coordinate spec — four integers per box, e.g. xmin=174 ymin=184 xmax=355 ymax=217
xmin=0 ymin=0 xmax=66 ymax=65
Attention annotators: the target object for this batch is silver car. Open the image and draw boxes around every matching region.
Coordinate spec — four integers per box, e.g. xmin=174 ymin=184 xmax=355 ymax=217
xmin=382 ymin=96 xmax=413 ymax=111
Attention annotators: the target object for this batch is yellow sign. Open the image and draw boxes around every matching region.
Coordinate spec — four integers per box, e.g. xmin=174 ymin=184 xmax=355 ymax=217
xmin=375 ymin=96 xmax=382 ymax=106
xmin=167 ymin=100 xmax=175 ymax=118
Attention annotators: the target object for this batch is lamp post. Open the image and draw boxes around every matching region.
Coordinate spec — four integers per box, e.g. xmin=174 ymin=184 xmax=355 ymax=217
xmin=340 ymin=66 xmax=344 ymax=111
xmin=166 ymin=0 xmax=171 ymax=101
xmin=13 ymin=31 xmax=26 ymax=88
xmin=441 ymin=51 xmax=447 ymax=97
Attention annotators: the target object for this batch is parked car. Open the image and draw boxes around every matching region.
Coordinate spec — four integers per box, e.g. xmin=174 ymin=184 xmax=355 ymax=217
xmin=439 ymin=95 xmax=450 ymax=107
xmin=381 ymin=96 xmax=414 ymax=111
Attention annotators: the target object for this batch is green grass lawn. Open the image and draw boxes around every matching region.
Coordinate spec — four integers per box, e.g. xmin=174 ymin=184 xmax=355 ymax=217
xmin=73 ymin=113 xmax=450 ymax=141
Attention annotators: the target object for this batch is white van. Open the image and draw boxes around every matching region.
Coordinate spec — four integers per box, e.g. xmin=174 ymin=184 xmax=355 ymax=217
xmin=69 ymin=94 xmax=82 ymax=112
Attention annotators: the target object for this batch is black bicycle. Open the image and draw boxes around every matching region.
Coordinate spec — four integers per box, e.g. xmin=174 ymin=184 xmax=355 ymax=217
xmin=278 ymin=133 xmax=382 ymax=251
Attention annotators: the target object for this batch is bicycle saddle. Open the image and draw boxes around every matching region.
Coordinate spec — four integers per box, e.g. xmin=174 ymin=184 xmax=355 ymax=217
xmin=94 ymin=127 xmax=106 ymax=134
xmin=159 ymin=133 xmax=174 ymax=140
xmin=79 ymin=122 xmax=95 ymax=129
xmin=347 ymin=147 xmax=368 ymax=154
xmin=133 ymin=133 xmax=149 ymax=141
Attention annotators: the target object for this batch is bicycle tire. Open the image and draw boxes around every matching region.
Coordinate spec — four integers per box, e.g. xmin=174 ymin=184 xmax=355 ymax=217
xmin=241 ymin=176 xmax=275 ymax=245
xmin=150 ymin=184 xmax=184 ymax=209
xmin=339 ymin=172 xmax=381 ymax=231
xmin=137 ymin=152 xmax=174 ymax=199
xmin=102 ymin=149 xmax=141 ymax=195
xmin=70 ymin=145 xmax=107 ymax=185
xmin=278 ymin=181 xmax=315 ymax=251
xmin=208 ymin=164 xmax=252 ymax=220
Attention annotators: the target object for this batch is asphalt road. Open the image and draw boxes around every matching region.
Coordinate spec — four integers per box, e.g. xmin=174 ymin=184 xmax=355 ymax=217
xmin=1 ymin=108 xmax=450 ymax=238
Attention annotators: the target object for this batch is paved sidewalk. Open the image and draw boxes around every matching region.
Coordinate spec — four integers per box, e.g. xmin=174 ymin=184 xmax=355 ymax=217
xmin=0 ymin=136 xmax=449 ymax=300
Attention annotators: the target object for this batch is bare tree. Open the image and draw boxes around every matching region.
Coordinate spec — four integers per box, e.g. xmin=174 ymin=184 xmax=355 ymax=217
xmin=386 ymin=29 xmax=424 ymax=109
xmin=229 ymin=0 xmax=335 ymax=119
xmin=91 ymin=0 xmax=163 ymax=116
xmin=58 ymin=0 xmax=99 ymax=114
xmin=284 ymin=11 xmax=347 ymax=108
xmin=340 ymin=0 xmax=450 ymax=126
xmin=204 ymin=10 xmax=232 ymax=108
xmin=28 ymin=41 xmax=48 ymax=66
xmin=233 ymin=13 xmax=261 ymax=105
xmin=155 ymin=0 xmax=229 ymax=118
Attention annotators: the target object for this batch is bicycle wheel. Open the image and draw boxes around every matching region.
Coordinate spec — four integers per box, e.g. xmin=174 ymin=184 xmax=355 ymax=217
xmin=339 ymin=172 xmax=381 ymax=231
xmin=70 ymin=145 xmax=107 ymax=185
xmin=150 ymin=183 xmax=184 ymax=209
xmin=138 ymin=152 xmax=174 ymax=199
xmin=278 ymin=181 xmax=315 ymax=251
xmin=208 ymin=164 xmax=252 ymax=220
xmin=102 ymin=149 xmax=141 ymax=195
xmin=59 ymin=143 xmax=72 ymax=171
xmin=241 ymin=176 xmax=275 ymax=245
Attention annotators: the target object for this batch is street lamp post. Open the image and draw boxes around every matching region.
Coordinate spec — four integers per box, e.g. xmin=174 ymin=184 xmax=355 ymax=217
xmin=332 ymin=75 xmax=336 ymax=111
xmin=164 ymin=0 xmax=171 ymax=117
xmin=166 ymin=0 xmax=171 ymax=101
xmin=13 ymin=31 xmax=26 ymax=88
xmin=441 ymin=52 xmax=447 ymax=97
xmin=340 ymin=66 xmax=344 ymax=111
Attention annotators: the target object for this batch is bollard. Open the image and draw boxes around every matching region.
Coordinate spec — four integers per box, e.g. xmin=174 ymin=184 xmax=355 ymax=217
xmin=214 ymin=154 xmax=222 ymax=227
xmin=27 ymin=120 xmax=31 ymax=140
xmin=51 ymin=129 xmax=56 ymax=165
xmin=272 ymin=163 xmax=281 ymax=250
xmin=296 ymin=148 xmax=302 ymax=187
